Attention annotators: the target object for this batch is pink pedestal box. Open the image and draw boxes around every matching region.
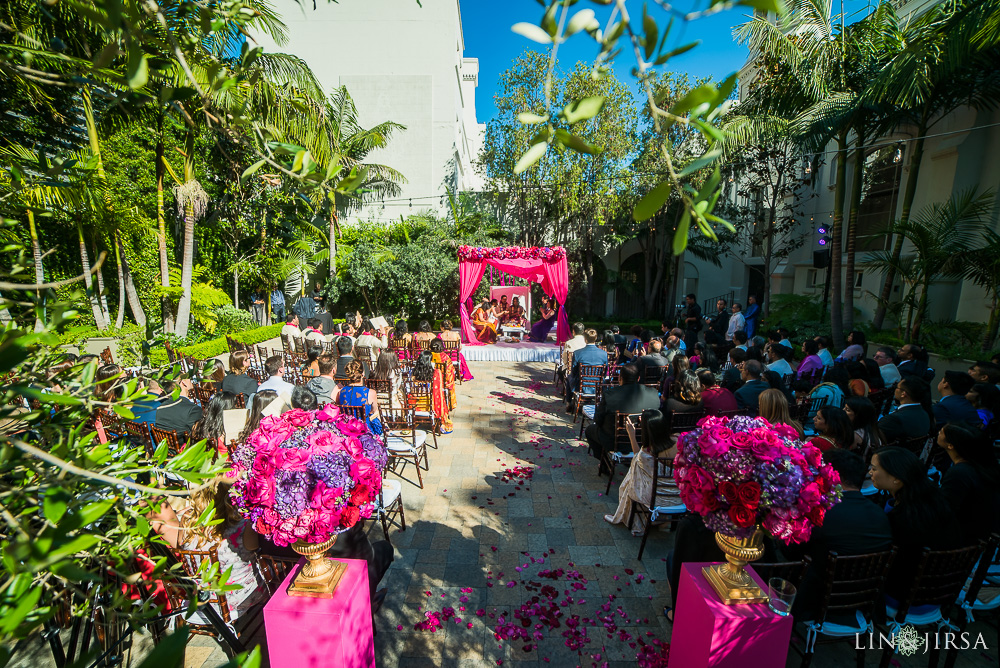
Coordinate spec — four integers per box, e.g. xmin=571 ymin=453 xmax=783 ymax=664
xmin=667 ymin=562 xmax=792 ymax=668
xmin=263 ymin=557 xmax=374 ymax=668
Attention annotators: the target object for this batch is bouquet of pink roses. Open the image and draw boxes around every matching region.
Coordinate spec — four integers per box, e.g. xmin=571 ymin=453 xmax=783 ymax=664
xmin=228 ymin=404 xmax=388 ymax=546
xmin=673 ymin=415 xmax=841 ymax=544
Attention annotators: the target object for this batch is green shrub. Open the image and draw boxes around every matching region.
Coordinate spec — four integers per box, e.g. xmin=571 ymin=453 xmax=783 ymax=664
xmin=57 ymin=323 xmax=145 ymax=366
xmin=148 ymin=323 xmax=283 ymax=367
xmin=213 ymin=305 xmax=257 ymax=335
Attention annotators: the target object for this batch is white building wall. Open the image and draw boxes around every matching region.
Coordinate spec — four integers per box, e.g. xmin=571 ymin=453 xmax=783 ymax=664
xmin=251 ymin=0 xmax=484 ymax=223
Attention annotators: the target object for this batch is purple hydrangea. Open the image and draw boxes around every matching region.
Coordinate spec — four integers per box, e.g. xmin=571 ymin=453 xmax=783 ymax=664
xmin=360 ymin=433 xmax=389 ymax=470
xmin=274 ymin=469 xmax=314 ymax=518
xmin=308 ymin=450 xmax=354 ymax=490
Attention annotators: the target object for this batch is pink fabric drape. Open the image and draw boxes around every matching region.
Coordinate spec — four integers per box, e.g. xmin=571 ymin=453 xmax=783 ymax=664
xmin=459 ymin=260 xmax=487 ymax=344
xmin=541 ymin=255 xmax=571 ymax=343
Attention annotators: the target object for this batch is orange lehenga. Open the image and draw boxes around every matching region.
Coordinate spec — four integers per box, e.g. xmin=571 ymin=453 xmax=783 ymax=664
xmin=407 ymin=370 xmax=454 ymax=434
xmin=471 ymin=307 xmax=498 ymax=343
xmin=432 ymin=351 xmax=458 ymax=410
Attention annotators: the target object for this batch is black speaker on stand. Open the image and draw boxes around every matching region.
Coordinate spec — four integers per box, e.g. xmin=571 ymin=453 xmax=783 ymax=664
xmin=813 ymin=249 xmax=830 ymax=269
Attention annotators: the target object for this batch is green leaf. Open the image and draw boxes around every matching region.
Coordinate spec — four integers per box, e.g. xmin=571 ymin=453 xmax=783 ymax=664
xmin=643 ymin=7 xmax=658 ymax=61
xmin=667 ymin=84 xmax=717 ymax=116
xmin=126 ymin=45 xmax=148 ymax=90
xmin=0 ymin=587 xmax=41 ymax=634
xmin=560 ymin=96 xmax=605 ymax=124
xmin=517 ymin=112 xmax=549 ymax=125
xmin=513 ymin=142 xmax=548 ymax=175
xmin=111 ymin=404 xmax=135 ymax=420
xmin=511 ymin=22 xmax=553 ymax=44
xmin=554 ymin=129 xmax=600 ymax=154
xmin=633 ymin=180 xmax=672 ymax=221
xmin=43 ymin=489 xmax=71 ymax=523
xmin=737 ymin=0 xmax=786 ymax=15
xmin=135 ymin=628 xmax=189 ymax=668
xmin=678 ymin=145 xmax=723 ymax=177
xmin=655 ymin=40 xmax=699 ymax=65
xmin=566 ymin=9 xmax=598 ymax=36
xmin=673 ymin=210 xmax=691 ymax=254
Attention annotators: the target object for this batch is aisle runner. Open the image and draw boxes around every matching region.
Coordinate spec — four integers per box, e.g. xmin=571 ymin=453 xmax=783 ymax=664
xmin=463 ymin=342 xmax=560 ymax=363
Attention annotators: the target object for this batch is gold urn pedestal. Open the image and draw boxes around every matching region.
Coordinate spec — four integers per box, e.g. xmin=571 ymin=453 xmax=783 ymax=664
xmin=287 ymin=536 xmax=346 ymax=599
xmin=702 ymin=527 xmax=770 ymax=606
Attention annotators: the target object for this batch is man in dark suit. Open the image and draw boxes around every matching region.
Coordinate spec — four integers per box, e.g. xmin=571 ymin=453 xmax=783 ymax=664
xmin=154 ymin=377 xmax=203 ymax=436
xmin=878 ymin=378 xmax=932 ymax=444
xmin=566 ymin=329 xmax=608 ymax=407
xmin=334 ymin=335 xmax=368 ymax=378
xmin=933 ymin=371 xmax=979 ymax=428
xmin=721 ymin=348 xmax=746 ymax=392
xmin=734 ymin=360 xmax=768 ymax=410
xmin=585 ymin=363 xmax=660 ymax=474
xmin=637 ymin=339 xmax=668 ymax=383
xmin=896 ymin=343 xmax=927 ymax=381
xmin=703 ymin=298 xmax=730 ymax=345
xmin=782 ymin=449 xmax=893 ymax=620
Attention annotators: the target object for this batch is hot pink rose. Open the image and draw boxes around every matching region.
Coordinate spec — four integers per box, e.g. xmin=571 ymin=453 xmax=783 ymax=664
xmin=310 ymin=480 xmax=344 ymax=511
xmin=283 ymin=409 xmax=313 ymax=427
xmin=351 ymin=457 xmax=381 ymax=489
xmin=678 ymin=465 xmax=719 ymax=515
xmin=750 ymin=438 xmax=778 ymax=462
xmin=697 ymin=430 xmax=729 ymax=458
xmin=798 ymin=481 xmax=823 ymax=509
xmin=775 ymin=424 xmax=800 ymax=441
xmin=790 ymin=518 xmax=813 ymax=543
xmin=276 ymin=447 xmax=311 ymax=472
xmin=316 ymin=404 xmax=341 ymax=422
xmin=730 ymin=432 xmax=753 ymax=450
xmin=712 ymin=426 xmax=734 ymax=441
xmin=338 ymin=417 xmax=368 ymax=436
xmin=359 ymin=503 xmax=374 ymax=519
xmin=763 ymin=514 xmax=794 ymax=542
xmin=245 ymin=476 xmax=275 ymax=506
xmin=308 ymin=430 xmax=339 ymax=456
xmin=252 ymin=452 xmax=275 ymax=479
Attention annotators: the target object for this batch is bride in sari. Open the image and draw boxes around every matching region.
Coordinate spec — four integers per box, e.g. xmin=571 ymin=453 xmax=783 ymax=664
xmin=471 ymin=300 xmax=498 ymax=343
xmin=503 ymin=296 xmax=527 ymax=329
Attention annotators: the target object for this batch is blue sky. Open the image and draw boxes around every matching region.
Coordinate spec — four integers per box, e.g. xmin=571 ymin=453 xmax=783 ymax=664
xmin=459 ymin=0 xmax=756 ymax=123
xmin=460 ymin=0 xmax=878 ymax=123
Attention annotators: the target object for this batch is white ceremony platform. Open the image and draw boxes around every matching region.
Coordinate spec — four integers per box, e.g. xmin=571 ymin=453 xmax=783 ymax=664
xmin=462 ymin=341 xmax=560 ymax=363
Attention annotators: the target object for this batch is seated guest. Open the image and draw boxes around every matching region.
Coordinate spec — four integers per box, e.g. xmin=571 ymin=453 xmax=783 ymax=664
xmin=257 ymin=355 xmax=295 ymax=395
xmin=807 ymin=366 xmax=848 ymax=417
xmin=290 ymin=385 xmax=318 ymax=411
xmin=567 ymin=329 xmax=608 ymax=407
xmin=797 ymin=339 xmax=825 ymax=383
xmin=611 ymin=324 xmax=627 ymax=349
xmin=670 ymin=327 xmax=687 ymax=352
xmin=934 ymin=371 xmax=980 ymax=429
xmin=220 ymin=351 xmax=258 ymax=399
xmin=407 ymin=351 xmax=452 ymax=433
xmin=305 ymin=354 xmax=338 ymax=404
xmin=660 ymin=353 xmax=691 ymax=395
xmin=661 ymin=335 xmax=682 ymax=366
xmin=604 ymin=409 xmax=674 ymax=535
xmin=237 ymin=390 xmax=279 ymax=443
xmin=766 ymin=344 xmax=794 ymax=378
xmin=731 ymin=330 xmax=749 ymax=351
xmin=937 ymin=422 xmax=1000 ymax=545
xmin=637 ymin=339 xmax=668 ymax=381
xmin=600 ymin=332 xmax=620 ymax=362
xmin=862 ymin=358 xmax=886 ymax=391
xmin=355 ymin=319 xmax=389 ymax=352
xmin=304 ymin=318 xmax=326 ymax=345
xmin=392 ymin=320 xmax=413 ymax=347
xmin=471 ymin=301 xmax=498 ymax=344
xmin=496 ymin=294 xmax=509 ymax=321
xmin=503 ymin=296 xmax=527 ymax=328
xmin=734 ymin=360 xmax=769 ymax=411
xmin=873 ymin=346 xmax=901 ymax=385
xmin=720 ymin=347 xmax=746 ymax=392
xmin=301 ymin=344 xmax=323 ymax=380
xmin=869 ymin=447 xmax=961 ymax=602
xmin=969 ymin=360 xmax=1000 ymax=387
xmin=846 ymin=361 xmax=871 ymax=397
xmin=528 ymin=298 xmax=558 ymax=342
xmin=763 ymin=369 xmax=795 ymax=407
xmin=335 ymin=335 xmax=368 ymax=379
xmin=280 ymin=313 xmax=301 ymax=351
xmin=488 ymin=298 xmax=503 ymax=323
xmin=202 ymin=360 xmax=226 ymax=391
xmin=835 ymin=330 xmax=866 ymax=363
xmin=879 ymin=377 xmax=934 ymax=444
xmin=429 ymin=338 xmax=457 ymax=410
xmin=95 ymin=363 xmax=123 ymax=402
xmin=628 ymin=329 xmax=654 ymax=361
xmin=844 ymin=396 xmax=884 ymax=459
xmin=155 ymin=377 xmax=203 ymax=437
xmin=330 ymin=322 xmax=355 ymax=347
xmin=758 ymin=388 xmax=804 ymax=439
xmin=814 ymin=336 xmax=835 ymax=367
xmin=695 ymin=342 xmax=719 ymax=373
xmin=968 ymin=383 xmax=1000 ymax=429
xmin=561 ymin=322 xmax=587 ymax=370
xmin=585 ymin=363 xmax=660 ymax=474
xmin=776 ymin=328 xmax=792 ymax=348
xmin=189 ymin=392 xmax=237 ymax=457
xmin=333 ymin=360 xmax=383 ymax=435
xmin=781 ymin=449 xmax=893 ymax=620
xmin=809 ymin=406 xmax=853 ymax=452
xmin=698 ymin=369 xmax=737 ymax=415
xmin=413 ymin=320 xmax=436 ymax=344
xmin=663 ymin=369 xmax=703 ymax=419
xmin=896 ymin=343 xmax=927 ymax=381
xmin=372 ymin=351 xmax=406 ymax=408
xmin=130 ymin=378 xmax=162 ymax=425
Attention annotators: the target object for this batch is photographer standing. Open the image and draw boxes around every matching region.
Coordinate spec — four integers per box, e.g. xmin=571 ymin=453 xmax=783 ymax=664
xmin=703 ymin=298 xmax=730 ymax=346
xmin=683 ymin=293 xmax=702 ymax=350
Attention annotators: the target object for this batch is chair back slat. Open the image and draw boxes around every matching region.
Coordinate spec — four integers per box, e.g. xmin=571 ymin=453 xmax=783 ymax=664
xmin=149 ymin=426 xmax=182 ymax=456
xmin=895 ymin=543 xmax=984 ymax=618
xmin=816 ymin=549 xmax=896 ymax=621
xmin=751 ymin=560 xmax=810 ymax=590
xmin=613 ymin=412 xmax=643 ymax=454
xmin=669 ymin=409 xmax=706 ymax=433
xmin=337 ymin=404 xmax=368 ymax=421
xmin=121 ymin=421 xmax=153 ymax=455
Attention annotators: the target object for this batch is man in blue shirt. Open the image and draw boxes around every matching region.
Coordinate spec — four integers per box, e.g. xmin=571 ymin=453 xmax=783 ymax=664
xmin=270 ymin=286 xmax=286 ymax=322
xmin=567 ymin=328 xmax=608 ymax=410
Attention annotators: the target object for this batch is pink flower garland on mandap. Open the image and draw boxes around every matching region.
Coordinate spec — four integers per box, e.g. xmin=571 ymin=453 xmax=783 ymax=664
xmin=457 ymin=246 xmax=566 ymax=261
xmin=228 ymin=405 xmax=388 ymax=546
xmin=674 ymin=414 xmax=842 ymax=544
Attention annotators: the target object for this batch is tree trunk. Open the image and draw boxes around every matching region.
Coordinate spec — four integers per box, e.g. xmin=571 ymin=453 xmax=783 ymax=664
xmin=872 ymin=122 xmax=926 ymax=330
xmin=234 ymin=266 xmax=240 ymax=309
xmin=329 ymin=206 xmax=338 ymax=278
xmin=113 ymin=234 xmax=126 ymax=329
xmin=27 ymin=210 xmax=44 ymax=332
xmin=844 ymin=130 xmax=865 ymax=333
xmin=911 ymin=278 xmax=930 ymax=342
xmin=92 ymin=233 xmax=111 ymax=324
xmin=983 ymin=295 xmax=999 ymax=351
xmin=156 ymin=114 xmax=173 ymax=334
xmin=119 ymin=233 xmax=146 ymax=328
xmin=77 ymin=222 xmax=107 ymax=330
xmin=174 ymin=131 xmax=197 ymax=339
xmin=830 ymin=132 xmax=848 ymax=349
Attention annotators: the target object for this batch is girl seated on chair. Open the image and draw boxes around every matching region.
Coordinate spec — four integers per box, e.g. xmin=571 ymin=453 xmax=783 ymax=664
xmin=332 ymin=360 xmax=383 ymax=435
xmin=604 ymin=409 xmax=675 ymax=536
xmin=149 ymin=476 xmax=266 ymax=621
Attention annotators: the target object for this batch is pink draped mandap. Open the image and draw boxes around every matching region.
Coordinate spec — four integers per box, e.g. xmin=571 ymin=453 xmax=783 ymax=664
xmin=457 ymin=246 xmax=571 ymax=346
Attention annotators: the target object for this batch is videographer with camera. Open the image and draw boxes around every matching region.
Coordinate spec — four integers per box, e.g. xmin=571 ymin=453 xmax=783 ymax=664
xmin=682 ymin=293 xmax=702 ymax=350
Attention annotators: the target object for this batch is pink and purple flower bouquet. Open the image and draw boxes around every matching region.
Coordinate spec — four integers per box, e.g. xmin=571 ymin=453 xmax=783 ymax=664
xmin=673 ymin=415 xmax=841 ymax=544
xmin=457 ymin=245 xmax=566 ymax=261
xmin=228 ymin=404 xmax=388 ymax=546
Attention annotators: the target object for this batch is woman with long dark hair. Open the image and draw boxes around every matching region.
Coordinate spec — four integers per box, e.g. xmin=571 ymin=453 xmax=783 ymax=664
xmin=301 ymin=344 xmax=324 ymax=380
xmin=604 ymin=409 xmax=675 ymax=535
xmin=836 ymin=330 xmax=867 ymax=363
xmin=810 ymin=406 xmax=854 ymax=452
xmin=691 ymin=342 xmax=719 ymax=374
xmin=407 ymin=350 xmax=452 ymax=433
xmin=238 ymin=389 xmax=279 ymax=443
xmin=528 ymin=298 xmax=557 ymax=342
xmin=190 ymin=392 xmax=237 ymax=457
xmin=862 ymin=358 xmax=885 ymax=391
xmin=372 ymin=351 xmax=405 ymax=407
xmin=937 ymin=423 xmax=1000 ymax=544
xmin=869 ymin=446 xmax=961 ymax=600
xmin=844 ymin=396 xmax=883 ymax=460
xmin=846 ymin=361 xmax=871 ymax=397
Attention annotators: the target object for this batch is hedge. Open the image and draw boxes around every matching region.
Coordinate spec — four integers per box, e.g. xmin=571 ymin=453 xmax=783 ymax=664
xmin=148 ymin=324 xmax=284 ymax=367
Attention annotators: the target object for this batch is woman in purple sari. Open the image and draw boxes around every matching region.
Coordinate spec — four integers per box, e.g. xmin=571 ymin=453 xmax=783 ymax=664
xmin=528 ymin=298 xmax=557 ymax=343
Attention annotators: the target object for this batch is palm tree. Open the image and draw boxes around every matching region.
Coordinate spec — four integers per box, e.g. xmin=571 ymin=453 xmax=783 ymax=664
xmin=863 ymin=188 xmax=992 ymax=342
xmin=963 ymin=229 xmax=1000 ymax=351
xmin=869 ymin=0 xmax=1000 ymax=329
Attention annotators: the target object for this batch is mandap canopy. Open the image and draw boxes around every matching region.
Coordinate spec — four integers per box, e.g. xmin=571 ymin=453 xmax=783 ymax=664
xmin=458 ymin=246 xmax=571 ymax=345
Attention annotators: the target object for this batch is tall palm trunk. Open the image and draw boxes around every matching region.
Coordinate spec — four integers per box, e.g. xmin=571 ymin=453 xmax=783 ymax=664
xmin=911 ymin=277 xmax=931 ymax=342
xmin=113 ymin=235 xmax=126 ymax=329
xmin=328 ymin=205 xmax=338 ymax=279
xmin=174 ymin=131 xmax=197 ymax=339
xmin=27 ymin=210 xmax=44 ymax=332
xmin=156 ymin=113 xmax=173 ymax=333
xmin=118 ymin=233 xmax=146 ymax=329
xmin=872 ymin=121 xmax=926 ymax=330
xmin=77 ymin=221 xmax=107 ymax=329
xmin=830 ymin=131 xmax=848 ymax=349
xmin=983 ymin=295 xmax=999 ymax=351
xmin=92 ymin=232 xmax=110 ymax=324
xmin=844 ymin=129 xmax=866 ymax=333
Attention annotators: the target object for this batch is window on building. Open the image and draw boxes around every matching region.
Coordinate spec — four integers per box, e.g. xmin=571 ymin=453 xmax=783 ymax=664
xmin=856 ymin=157 xmax=902 ymax=252
xmin=854 ymin=270 xmax=864 ymax=289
